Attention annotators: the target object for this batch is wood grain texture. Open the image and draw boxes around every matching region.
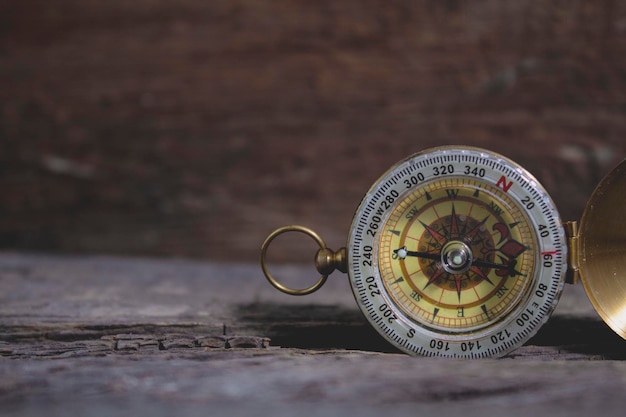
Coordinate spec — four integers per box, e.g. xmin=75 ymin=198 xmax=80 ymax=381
xmin=2 ymin=253 xmax=626 ymax=416
xmin=1 ymin=1 xmax=626 ymax=261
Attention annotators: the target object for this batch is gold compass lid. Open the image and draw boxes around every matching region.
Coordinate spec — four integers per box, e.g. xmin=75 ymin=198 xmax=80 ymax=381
xmin=579 ymin=157 xmax=626 ymax=339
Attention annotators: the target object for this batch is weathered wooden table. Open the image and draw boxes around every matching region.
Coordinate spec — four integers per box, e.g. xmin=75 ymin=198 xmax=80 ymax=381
xmin=2 ymin=252 xmax=626 ymax=416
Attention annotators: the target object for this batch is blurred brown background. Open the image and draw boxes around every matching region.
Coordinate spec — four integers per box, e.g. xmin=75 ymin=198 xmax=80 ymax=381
xmin=1 ymin=0 xmax=625 ymax=262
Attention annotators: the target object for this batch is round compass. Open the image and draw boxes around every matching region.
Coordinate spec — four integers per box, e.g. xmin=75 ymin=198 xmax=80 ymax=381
xmin=262 ymin=145 xmax=616 ymax=358
xmin=343 ymin=147 xmax=565 ymax=357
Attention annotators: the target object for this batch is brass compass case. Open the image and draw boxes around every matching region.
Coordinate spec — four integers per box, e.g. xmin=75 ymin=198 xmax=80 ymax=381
xmin=260 ymin=145 xmax=626 ymax=358
xmin=577 ymin=159 xmax=626 ymax=340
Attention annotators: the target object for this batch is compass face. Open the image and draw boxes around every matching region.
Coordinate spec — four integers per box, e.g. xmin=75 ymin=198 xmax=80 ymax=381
xmin=348 ymin=147 xmax=566 ymax=358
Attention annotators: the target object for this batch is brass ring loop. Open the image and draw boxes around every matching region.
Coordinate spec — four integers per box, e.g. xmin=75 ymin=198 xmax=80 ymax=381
xmin=260 ymin=225 xmax=329 ymax=296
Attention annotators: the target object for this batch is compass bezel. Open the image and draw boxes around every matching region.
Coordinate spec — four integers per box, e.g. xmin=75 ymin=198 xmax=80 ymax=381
xmin=347 ymin=146 xmax=567 ymax=358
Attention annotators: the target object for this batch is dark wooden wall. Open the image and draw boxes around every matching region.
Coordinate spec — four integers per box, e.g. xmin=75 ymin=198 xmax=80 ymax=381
xmin=1 ymin=0 xmax=626 ymax=261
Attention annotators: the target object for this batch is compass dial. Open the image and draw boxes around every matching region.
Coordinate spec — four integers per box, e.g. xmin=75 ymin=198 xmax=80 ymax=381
xmin=348 ymin=147 xmax=566 ymax=358
xmin=379 ymin=179 xmax=534 ymax=333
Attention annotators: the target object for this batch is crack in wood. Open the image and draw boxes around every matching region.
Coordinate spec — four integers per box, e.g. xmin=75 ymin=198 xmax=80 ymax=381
xmin=0 ymin=324 xmax=270 ymax=359
xmin=234 ymin=302 xmax=626 ymax=359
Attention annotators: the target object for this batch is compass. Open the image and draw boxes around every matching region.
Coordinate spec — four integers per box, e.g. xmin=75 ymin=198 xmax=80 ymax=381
xmin=260 ymin=146 xmax=626 ymax=358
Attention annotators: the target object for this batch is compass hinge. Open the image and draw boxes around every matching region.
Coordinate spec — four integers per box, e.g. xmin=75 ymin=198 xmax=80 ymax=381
xmin=564 ymin=221 xmax=580 ymax=285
